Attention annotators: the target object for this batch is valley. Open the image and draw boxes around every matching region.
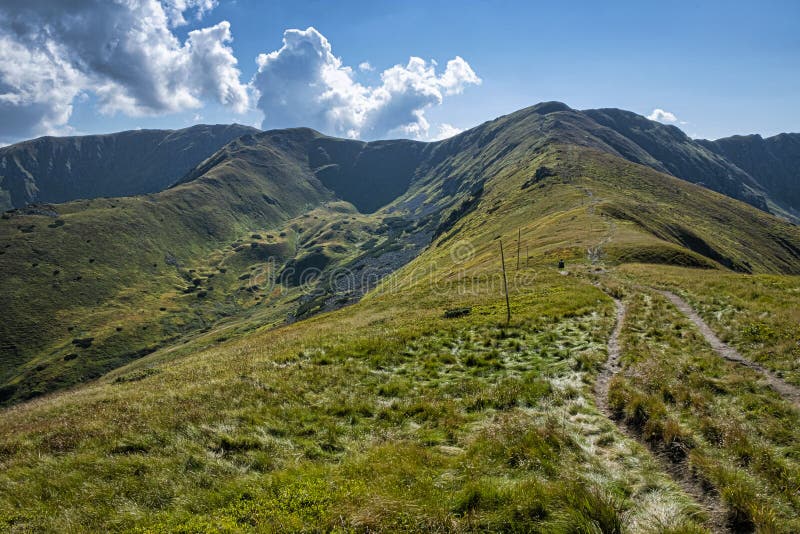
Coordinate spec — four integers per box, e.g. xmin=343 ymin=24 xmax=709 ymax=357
xmin=0 ymin=103 xmax=799 ymax=532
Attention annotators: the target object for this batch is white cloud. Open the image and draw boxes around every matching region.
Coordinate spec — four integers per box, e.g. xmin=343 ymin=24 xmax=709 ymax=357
xmin=431 ymin=123 xmax=463 ymax=141
xmin=358 ymin=61 xmax=374 ymax=72
xmin=0 ymin=34 xmax=84 ymax=141
xmin=162 ymin=0 xmax=219 ymax=27
xmin=647 ymin=108 xmax=678 ymax=123
xmin=251 ymin=27 xmax=481 ymax=140
xmin=438 ymin=57 xmax=482 ymax=95
xmin=184 ymin=21 xmax=249 ymax=113
xmin=0 ymin=13 xmax=479 ymax=144
xmin=0 ymin=0 xmax=248 ymax=144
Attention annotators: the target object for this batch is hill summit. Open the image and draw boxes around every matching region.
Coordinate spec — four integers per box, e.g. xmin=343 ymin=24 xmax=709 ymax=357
xmin=1 ymin=102 xmax=800 ymax=531
xmin=1 ymin=101 xmax=798 ymax=405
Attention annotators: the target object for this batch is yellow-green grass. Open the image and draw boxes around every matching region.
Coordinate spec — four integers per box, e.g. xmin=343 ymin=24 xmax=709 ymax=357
xmin=0 ymin=258 xmax=710 ymax=532
xmin=1 ymin=135 xmax=800 ymax=531
xmin=0 ymin=195 xmax=390 ymax=405
xmin=608 ymin=288 xmax=800 ymax=532
xmin=618 ymin=264 xmax=800 ymax=386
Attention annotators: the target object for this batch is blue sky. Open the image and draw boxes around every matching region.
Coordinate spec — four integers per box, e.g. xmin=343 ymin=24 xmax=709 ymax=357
xmin=2 ymin=0 xmax=798 ymax=143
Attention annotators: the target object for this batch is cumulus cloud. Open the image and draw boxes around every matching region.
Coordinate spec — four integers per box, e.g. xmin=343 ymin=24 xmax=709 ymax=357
xmin=184 ymin=21 xmax=249 ymax=113
xmin=0 ymin=12 xmax=479 ymax=144
xmin=0 ymin=0 xmax=248 ymax=143
xmin=0 ymin=34 xmax=83 ymax=141
xmin=647 ymin=108 xmax=678 ymax=123
xmin=162 ymin=0 xmax=219 ymax=27
xmin=252 ymin=27 xmax=481 ymax=139
xmin=431 ymin=123 xmax=463 ymax=141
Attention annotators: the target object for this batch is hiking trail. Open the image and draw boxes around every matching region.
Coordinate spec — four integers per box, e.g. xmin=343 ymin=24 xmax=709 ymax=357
xmin=661 ymin=290 xmax=800 ymax=408
xmin=595 ymin=296 xmax=731 ymax=533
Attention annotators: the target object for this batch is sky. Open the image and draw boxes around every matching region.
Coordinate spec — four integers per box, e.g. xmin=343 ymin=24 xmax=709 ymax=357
xmin=1 ymin=0 xmax=798 ymax=145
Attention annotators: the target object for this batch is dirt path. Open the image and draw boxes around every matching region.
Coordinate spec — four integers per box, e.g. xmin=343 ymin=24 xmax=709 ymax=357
xmin=593 ymin=297 xmax=625 ymax=415
xmin=661 ymin=290 xmax=800 ymax=408
xmin=595 ymin=297 xmax=731 ymax=533
xmin=577 ymin=186 xmax=616 ymax=265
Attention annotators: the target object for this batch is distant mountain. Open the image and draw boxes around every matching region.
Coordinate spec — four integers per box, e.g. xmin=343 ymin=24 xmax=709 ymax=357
xmin=3 ymin=107 xmax=797 ymax=221
xmin=581 ymin=108 xmax=771 ymax=211
xmin=698 ymin=133 xmax=800 ymax=218
xmin=176 ymin=130 xmax=429 ymax=213
xmin=3 ymin=102 xmax=800 ymax=533
xmin=0 ymin=124 xmax=259 ymax=210
xmin=1 ymin=102 xmax=799 ymax=404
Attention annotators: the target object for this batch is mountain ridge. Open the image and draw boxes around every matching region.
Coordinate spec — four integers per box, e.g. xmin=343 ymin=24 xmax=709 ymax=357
xmin=581 ymin=107 xmax=770 ymax=210
xmin=0 ymin=123 xmax=260 ymax=210
xmin=2 ymin=104 xmax=798 ymax=223
xmin=1 ymin=102 xmax=799 ymax=405
xmin=2 ymin=99 xmax=800 ymax=531
xmin=698 ymin=132 xmax=800 ymax=218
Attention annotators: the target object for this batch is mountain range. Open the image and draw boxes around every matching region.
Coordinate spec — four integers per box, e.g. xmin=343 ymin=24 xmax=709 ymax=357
xmin=1 ymin=101 xmax=798 ymax=406
xmin=2 ymin=103 xmax=797 ymax=221
xmin=698 ymin=131 xmax=800 ymax=217
xmin=0 ymin=124 xmax=258 ymax=210
xmin=2 ymin=101 xmax=800 ymax=531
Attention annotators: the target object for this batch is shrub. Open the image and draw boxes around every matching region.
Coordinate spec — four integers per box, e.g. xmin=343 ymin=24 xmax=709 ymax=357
xmin=452 ymin=480 xmax=506 ymax=515
xmin=114 ymin=368 xmax=160 ymax=383
xmin=443 ymin=307 xmax=471 ymax=319
xmin=661 ymin=418 xmax=695 ymax=460
xmin=741 ymin=322 xmax=775 ymax=343
xmin=71 ymin=337 xmax=94 ymax=349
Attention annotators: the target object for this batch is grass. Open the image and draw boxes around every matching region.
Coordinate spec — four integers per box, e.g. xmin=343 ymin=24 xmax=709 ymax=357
xmin=0 ymin=139 xmax=325 ymax=403
xmin=607 ymin=289 xmax=800 ymax=531
xmin=0 ymin=186 xmax=394 ymax=404
xmin=0 ymin=271 xmax=709 ymax=532
xmin=4 ymin=108 xmax=800 ymax=405
xmin=1 ymin=112 xmax=800 ymax=530
xmin=618 ymin=264 xmax=800 ymax=386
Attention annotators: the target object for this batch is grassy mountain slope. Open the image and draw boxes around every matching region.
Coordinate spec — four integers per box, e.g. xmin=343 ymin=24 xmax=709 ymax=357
xmin=1 ymin=130 xmax=800 ymax=531
xmin=384 ymin=104 xmax=800 ymax=274
xmin=0 ymin=124 xmax=259 ymax=210
xmin=699 ymin=132 xmax=800 ymax=217
xmin=3 ymin=105 xmax=800 ymax=408
xmin=0 ymin=129 xmax=334 ymax=404
xmin=415 ymin=101 xmax=788 ymax=219
xmin=0 ymin=127 xmax=448 ymax=405
xmin=582 ymin=108 xmax=770 ymax=210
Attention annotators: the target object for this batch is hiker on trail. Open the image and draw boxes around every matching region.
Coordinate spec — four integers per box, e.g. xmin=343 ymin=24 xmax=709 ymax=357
xmin=558 ymin=259 xmax=565 ymax=269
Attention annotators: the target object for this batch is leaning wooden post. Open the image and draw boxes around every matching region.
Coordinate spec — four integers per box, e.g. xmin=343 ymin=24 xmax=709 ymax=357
xmin=516 ymin=228 xmax=521 ymax=270
xmin=500 ymin=240 xmax=511 ymax=324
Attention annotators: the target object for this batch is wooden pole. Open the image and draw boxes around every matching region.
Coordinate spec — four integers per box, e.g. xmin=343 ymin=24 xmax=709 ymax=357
xmin=516 ymin=228 xmax=521 ymax=270
xmin=500 ymin=240 xmax=511 ymax=324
